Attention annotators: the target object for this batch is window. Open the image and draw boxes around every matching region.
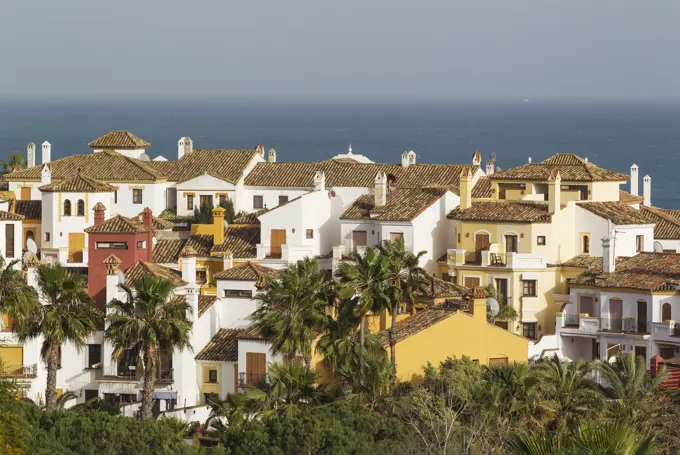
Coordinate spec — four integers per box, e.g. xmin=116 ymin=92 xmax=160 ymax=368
xmin=5 ymin=224 xmax=14 ymax=259
xmin=88 ymin=344 xmax=102 ymax=368
xmin=457 ymin=233 xmax=461 ymax=244
xmin=196 ymin=271 xmax=207 ymax=284
xmin=63 ymin=199 xmax=71 ymax=216
xmin=634 ymin=346 xmax=647 ymax=361
xmin=224 ymin=289 xmax=254 ymax=298
xmin=278 ymin=195 xmax=289 ymax=205
xmin=522 ymin=280 xmax=537 ymax=297
xmin=84 ymin=389 xmax=99 ymax=402
xmin=390 ymin=232 xmax=404 ymax=241
xmin=114 ymin=191 xmax=118 ymax=204
xmin=582 ymin=235 xmax=590 ymax=254
xmin=44 ymin=232 xmax=50 ymax=242
xmin=659 ymin=347 xmax=675 ymax=360
xmin=132 ymin=189 xmax=143 ymax=204
xmin=505 ymin=234 xmax=518 ymax=253
xmin=137 ymin=241 xmax=145 ymax=248
xmin=636 ymin=235 xmax=644 ymax=253
xmin=662 ymin=303 xmax=672 ymax=322
xmin=200 ymin=195 xmax=212 ymax=207
xmin=537 ymin=236 xmax=546 ymax=245
xmin=186 ymin=194 xmax=194 ymax=210
xmin=218 ymin=194 xmax=227 ymax=205
xmin=77 ymin=199 xmax=85 ymax=216
xmin=253 ymin=195 xmax=264 ymax=209
xmin=306 ymin=229 xmax=313 ymax=239
xmin=203 ymin=393 xmax=219 ymax=404
xmin=96 ymin=242 xmax=128 ymax=249
xmin=523 ymin=323 xmax=537 ymax=340
xmin=208 ymin=369 xmax=218 ymax=383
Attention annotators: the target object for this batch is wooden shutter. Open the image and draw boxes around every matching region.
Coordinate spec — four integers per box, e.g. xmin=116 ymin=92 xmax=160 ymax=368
xmin=20 ymin=187 xmax=30 ymax=201
xmin=5 ymin=224 xmax=14 ymax=259
xmin=246 ymin=352 xmax=266 ymax=384
xmin=270 ymin=229 xmax=286 ymax=257
xmin=352 ymin=230 xmax=367 ymax=247
xmin=68 ymin=233 xmax=85 ymax=263
xmin=464 ymin=277 xmax=481 ymax=289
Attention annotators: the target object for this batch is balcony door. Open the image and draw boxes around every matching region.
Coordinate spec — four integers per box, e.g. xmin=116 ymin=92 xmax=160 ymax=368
xmin=637 ymin=300 xmax=647 ymax=333
xmin=609 ymin=298 xmax=623 ymax=331
xmin=579 ymin=295 xmax=594 ymax=317
xmin=270 ymin=229 xmax=286 ymax=258
xmin=245 ymin=352 xmax=266 ymax=385
xmin=474 ymin=232 xmax=490 ymax=264
xmin=352 ymin=230 xmax=367 ymax=251
xmin=504 ymin=235 xmax=518 ymax=253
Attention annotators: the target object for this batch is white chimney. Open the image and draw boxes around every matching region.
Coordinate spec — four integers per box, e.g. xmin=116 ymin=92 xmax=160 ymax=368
xmin=472 ymin=151 xmax=481 ymax=166
xmin=41 ymin=141 xmax=51 ymax=164
xmin=485 ymin=161 xmax=494 ymax=176
xmin=401 ymin=151 xmax=409 ymax=168
xmin=180 ymin=248 xmax=197 ymax=285
xmin=268 ymin=148 xmax=277 ymax=163
xmin=401 ymin=150 xmax=416 ymax=168
xmin=459 ymin=168 xmax=472 ymax=210
xmin=27 ymin=142 xmax=36 ymax=168
xmin=548 ymin=169 xmax=561 ymax=214
xmin=178 ymin=137 xmax=193 ymax=160
xmin=528 ymin=157 xmax=532 ymax=163
xmin=103 ymin=255 xmax=123 ymax=304
xmin=602 ymin=236 xmax=615 ymax=273
xmin=374 ymin=171 xmax=387 ymax=207
xmin=222 ymin=251 xmax=234 ymax=270
xmin=630 ymin=163 xmax=639 ymax=196
xmin=313 ymin=170 xmax=325 ymax=192
xmin=256 ymin=144 xmax=265 ymax=157
xmin=643 ymin=175 xmax=651 ymax=206
xmin=41 ymin=164 xmax=51 ymax=185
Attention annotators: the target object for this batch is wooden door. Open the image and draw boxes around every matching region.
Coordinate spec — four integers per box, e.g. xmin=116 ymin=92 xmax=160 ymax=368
xmin=637 ymin=301 xmax=647 ymax=333
xmin=464 ymin=276 xmax=481 ymax=289
xmin=68 ymin=233 xmax=85 ymax=263
xmin=609 ymin=299 xmax=622 ymax=331
xmin=579 ymin=296 xmax=594 ymax=317
xmin=269 ymin=229 xmax=286 ymax=258
xmin=5 ymin=224 xmax=14 ymax=259
xmin=246 ymin=352 xmax=266 ymax=385
xmin=475 ymin=233 xmax=490 ymax=251
xmin=505 ymin=235 xmax=518 ymax=253
xmin=352 ymin=230 xmax=368 ymax=249
xmin=20 ymin=187 xmax=30 ymax=201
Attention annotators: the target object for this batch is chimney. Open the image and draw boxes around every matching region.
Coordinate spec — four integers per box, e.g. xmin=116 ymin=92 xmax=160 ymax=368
xmin=459 ymin=168 xmax=472 ymax=210
xmin=41 ymin=163 xmax=51 ymax=185
xmin=268 ymin=148 xmax=277 ymax=163
xmin=471 ymin=287 xmax=489 ymax=324
xmin=180 ymin=246 xmax=197 ymax=285
xmin=485 ymin=160 xmax=494 ymax=176
xmin=602 ymin=236 xmax=615 ymax=273
xmin=93 ymin=202 xmax=106 ymax=225
xmin=27 ymin=142 xmax=36 ymax=168
xmin=643 ymin=175 xmax=651 ymax=206
xmin=103 ymin=254 xmax=123 ymax=304
xmin=472 ymin=151 xmax=481 ymax=166
xmin=548 ymin=169 xmax=561 ymax=214
xmin=42 ymin=141 xmax=51 ymax=164
xmin=142 ymin=207 xmax=154 ymax=260
xmin=630 ymin=163 xmax=639 ymax=196
xmin=401 ymin=150 xmax=416 ymax=168
xmin=313 ymin=170 xmax=325 ymax=192
xmin=212 ymin=206 xmax=225 ymax=245
xmin=25 ymin=253 xmax=40 ymax=289
xmin=178 ymin=137 xmax=193 ymax=160
xmin=374 ymin=171 xmax=387 ymax=207
xmin=256 ymin=144 xmax=265 ymax=157
xmin=222 ymin=251 xmax=234 ymax=270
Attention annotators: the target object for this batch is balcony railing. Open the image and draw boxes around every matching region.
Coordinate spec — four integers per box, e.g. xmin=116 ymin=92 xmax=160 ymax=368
xmin=0 ymin=363 xmax=37 ymax=379
xmin=238 ymin=372 xmax=267 ymax=387
xmin=563 ymin=314 xmax=580 ymax=327
xmin=561 ymin=316 xmax=651 ymax=334
xmin=97 ymin=365 xmax=174 ymax=383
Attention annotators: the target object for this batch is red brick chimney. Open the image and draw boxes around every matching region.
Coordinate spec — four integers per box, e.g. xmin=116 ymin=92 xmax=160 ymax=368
xmin=93 ymin=202 xmax=106 ymax=225
xmin=143 ymin=207 xmax=153 ymax=261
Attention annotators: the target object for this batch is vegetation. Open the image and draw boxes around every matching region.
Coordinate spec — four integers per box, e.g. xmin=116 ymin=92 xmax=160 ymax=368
xmin=193 ymin=198 xmax=235 ymax=224
xmin=1 ymin=152 xmax=26 ymax=173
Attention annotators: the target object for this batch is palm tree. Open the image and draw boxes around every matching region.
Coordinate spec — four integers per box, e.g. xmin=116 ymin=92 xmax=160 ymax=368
xmin=338 ymin=349 xmax=393 ymax=408
xmin=484 ymin=283 xmax=518 ymax=324
xmin=0 ymin=257 xmax=35 ymax=330
xmin=253 ymin=257 xmax=329 ymax=364
xmin=482 ymin=362 xmax=538 ymax=417
xmin=379 ymin=238 xmax=428 ymax=372
xmin=203 ymin=393 xmax=261 ymax=432
xmin=1 ymin=153 xmax=25 ymax=174
xmin=105 ymin=276 xmax=192 ymax=420
xmin=336 ymin=247 xmax=387 ymax=377
xmin=9 ymin=264 xmax=100 ymax=412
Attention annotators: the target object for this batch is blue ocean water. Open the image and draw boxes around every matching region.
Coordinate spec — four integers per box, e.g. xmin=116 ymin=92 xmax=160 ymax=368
xmin=0 ymin=99 xmax=679 ymax=207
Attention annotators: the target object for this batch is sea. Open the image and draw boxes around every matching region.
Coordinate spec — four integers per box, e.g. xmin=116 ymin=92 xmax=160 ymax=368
xmin=1 ymin=98 xmax=679 ymax=208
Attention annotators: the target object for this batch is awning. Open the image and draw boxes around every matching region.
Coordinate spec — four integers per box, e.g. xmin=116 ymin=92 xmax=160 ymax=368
xmin=138 ymin=391 xmax=177 ymax=400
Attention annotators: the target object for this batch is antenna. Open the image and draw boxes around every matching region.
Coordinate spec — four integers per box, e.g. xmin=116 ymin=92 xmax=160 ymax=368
xmin=486 ymin=297 xmax=500 ymax=317
xmin=26 ymin=238 xmax=37 ymax=253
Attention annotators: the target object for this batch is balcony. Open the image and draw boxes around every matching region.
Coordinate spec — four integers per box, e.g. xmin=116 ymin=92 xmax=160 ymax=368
xmin=561 ymin=316 xmax=651 ymax=335
xmin=447 ymin=250 xmax=546 ymax=269
xmin=0 ymin=363 xmax=37 ymax=379
xmin=651 ymin=321 xmax=680 ymax=344
xmin=238 ymin=372 xmax=267 ymax=388
xmin=97 ymin=365 xmax=174 ymax=383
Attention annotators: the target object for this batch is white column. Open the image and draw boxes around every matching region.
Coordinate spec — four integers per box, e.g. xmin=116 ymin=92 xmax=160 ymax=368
xmin=630 ymin=163 xmax=639 ymax=196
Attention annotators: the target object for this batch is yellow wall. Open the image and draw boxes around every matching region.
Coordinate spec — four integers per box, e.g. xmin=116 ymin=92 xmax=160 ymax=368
xmin=200 ymin=363 xmax=220 ymax=401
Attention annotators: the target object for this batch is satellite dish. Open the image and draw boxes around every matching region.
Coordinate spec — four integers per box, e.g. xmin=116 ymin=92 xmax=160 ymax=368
xmin=138 ymin=153 xmax=150 ymax=161
xmin=654 ymin=241 xmax=664 ymax=253
xmin=26 ymin=238 xmax=37 ymax=253
xmin=486 ymin=297 xmax=500 ymax=316
xmin=117 ymin=269 xmax=126 ymax=285
xmin=152 ymin=156 xmax=168 ymax=162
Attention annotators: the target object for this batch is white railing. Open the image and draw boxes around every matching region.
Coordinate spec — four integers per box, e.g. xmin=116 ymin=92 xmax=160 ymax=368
xmin=505 ymin=252 xmax=547 ymax=269
xmin=652 ymin=321 xmax=680 ymax=343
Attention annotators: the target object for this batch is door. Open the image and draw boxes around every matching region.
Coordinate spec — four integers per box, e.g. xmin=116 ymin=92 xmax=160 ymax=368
xmin=475 ymin=233 xmax=490 ymax=264
xmin=68 ymin=233 xmax=85 ymax=263
xmin=20 ymin=187 xmax=30 ymax=201
xmin=609 ymin=298 xmax=622 ymax=331
xmin=494 ymin=278 xmax=508 ymax=304
xmin=464 ymin=276 xmax=481 ymax=289
xmin=0 ymin=346 xmax=23 ymax=375
xmin=269 ymin=229 xmax=286 ymax=258
xmin=246 ymin=352 xmax=266 ymax=385
xmin=5 ymin=224 xmax=14 ymax=259
xmin=505 ymin=235 xmax=518 ymax=253
xmin=352 ymin=230 xmax=368 ymax=251
xmin=637 ymin=301 xmax=648 ymax=333
xmin=579 ymin=295 xmax=594 ymax=317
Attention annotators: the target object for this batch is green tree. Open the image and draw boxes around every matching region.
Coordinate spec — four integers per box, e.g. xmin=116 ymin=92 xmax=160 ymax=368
xmin=379 ymin=238 xmax=428 ymax=374
xmin=0 ymin=257 xmax=36 ymax=331
xmin=204 ymin=393 xmax=261 ymax=432
xmin=253 ymin=257 xmax=329 ymax=364
xmin=484 ymin=283 xmax=518 ymax=323
xmin=105 ymin=276 xmax=192 ymax=419
xmin=1 ymin=153 xmax=26 ymax=174
xmin=9 ymin=264 xmax=99 ymax=412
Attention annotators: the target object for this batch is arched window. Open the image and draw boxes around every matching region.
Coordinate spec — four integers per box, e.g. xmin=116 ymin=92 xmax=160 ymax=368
xmin=662 ymin=303 xmax=672 ymax=322
xmin=63 ymin=199 xmax=71 ymax=216
xmin=77 ymin=199 xmax=85 ymax=216
xmin=582 ymin=235 xmax=590 ymax=254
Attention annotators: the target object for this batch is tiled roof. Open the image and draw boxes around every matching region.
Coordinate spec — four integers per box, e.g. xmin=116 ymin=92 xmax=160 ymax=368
xmin=233 ymin=210 xmax=264 ymax=225
xmin=0 ymin=175 xmax=8 ymax=191
xmin=639 ymin=206 xmax=680 ymax=240
xmin=340 ymin=187 xmax=448 ymax=222
xmin=39 ymin=173 xmax=116 ymax=193
xmin=198 ymin=295 xmax=217 ymax=317
xmin=153 ymin=239 xmax=186 ymax=263
xmin=125 ymin=261 xmax=187 ymax=287
xmin=472 ymin=176 xmax=493 ymax=198
xmin=88 ymin=130 xmax=150 ymax=149
xmin=0 ymin=211 xmax=23 ymax=221
xmin=577 ymin=201 xmax=652 ymax=225
xmin=421 ymin=277 xmax=472 ymax=299
xmin=150 ymin=149 xmax=258 ymax=184
xmin=5 ymin=150 xmax=165 ymax=182
xmin=571 ymin=252 xmax=680 ymax=292
xmin=213 ymin=262 xmax=278 ymax=288
xmin=375 ymin=308 xmax=456 ymax=347
xmin=195 ymin=327 xmax=264 ymax=362
xmin=659 ymin=208 xmax=680 ymax=222
xmin=84 ymin=214 xmax=149 ymax=234
xmin=448 ymin=201 xmax=552 ymax=223
xmin=185 ymin=234 xmax=214 ymax=258
xmin=619 ymin=190 xmax=644 ymax=205
xmin=549 ymin=255 xmax=604 ymax=269
xmin=14 ymin=200 xmax=41 ymax=220
xmin=244 ymin=160 xmax=477 ymax=192
xmin=490 ymin=153 xmax=629 ymax=182
xmin=210 ymin=226 xmax=260 ymax=258
xmin=132 ymin=212 xmax=175 ymax=231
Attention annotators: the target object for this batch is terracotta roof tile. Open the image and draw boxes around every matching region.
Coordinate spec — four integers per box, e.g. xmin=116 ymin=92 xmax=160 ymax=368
xmin=213 ymin=262 xmax=278 ymax=288
xmin=577 ymin=201 xmax=652 ymax=225
xmin=149 ymin=149 xmax=258 ymax=184
xmin=195 ymin=327 xmax=264 ymax=362
xmin=153 ymin=239 xmax=187 ymax=263
xmin=14 ymin=200 xmax=41 ymax=220
xmin=549 ymin=255 xmax=604 ymax=269
xmin=132 ymin=212 xmax=175 ymax=231
xmin=0 ymin=175 xmax=8 ymax=191
xmin=640 ymin=205 xmax=680 ymax=240
xmin=490 ymin=153 xmax=629 ymax=182
xmin=125 ymin=261 xmax=187 ymax=287
xmin=233 ymin=210 xmax=264 ymax=225
xmin=448 ymin=201 xmax=552 ymax=223
xmin=472 ymin=176 xmax=493 ymax=198
xmin=0 ymin=211 xmax=23 ymax=221
xmin=421 ymin=277 xmax=472 ymax=299
xmin=185 ymin=234 xmax=214 ymax=258
xmin=619 ymin=190 xmax=644 ymax=205
xmin=375 ymin=308 xmax=456 ymax=347
xmin=39 ymin=172 xmax=116 ymax=193
xmin=210 ymin=226 xmax=260 ymax=258
xmin=341 ymin=187 xmax=448 ymax=222
xmin=659 ymin=208 xmax=680 ymax=221
xmin=88 ymin=130 xmax=150 ymax=149
xmin=84 ymin=214 xmax=149 ymax=234
xmin=198 ymin=295 xmax=217 ymax=317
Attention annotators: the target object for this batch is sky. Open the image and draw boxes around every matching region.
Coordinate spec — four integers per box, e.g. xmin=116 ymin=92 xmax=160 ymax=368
xmin=1 ymin=0 xmax=679 ymax=100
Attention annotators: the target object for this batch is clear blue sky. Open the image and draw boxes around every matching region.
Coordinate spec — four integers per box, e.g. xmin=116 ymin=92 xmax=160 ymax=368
xmin=2 ymin=0 xmax=679 ymax=100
